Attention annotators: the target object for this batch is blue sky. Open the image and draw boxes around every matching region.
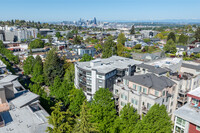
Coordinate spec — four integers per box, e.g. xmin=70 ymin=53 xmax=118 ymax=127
xmin=0 ymin=0 xmax=200 ymax=22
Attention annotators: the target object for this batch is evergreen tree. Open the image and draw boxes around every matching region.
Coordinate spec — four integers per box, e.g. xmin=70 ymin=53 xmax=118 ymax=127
xmin=31 ymin=61 xmax=44 ymax=84
xmin=43 ymin=48 xmax=64 ymax=85
xmin=117 ymin=33 xmax=126 ymax=45
xmin=46 ymin=102 xmax=75 ymax=133
xmin=89 ymin=88 xmax=117 ymax=132
xmin=167 ymin=32 xmax=176 ymax=42
xmin=163 ymin=39 xmax=177 ymax=54
xmin=64 ymin=63 xmax=75 ymax=83
xmin=195 ymin=27 xmax=200 ymax=41
xmin=111 ymin=103 xmax=140 ymax=133
xmin=133 ymin=104 xmax=172 ymax=133
xmin=69 ymin=89 xmax=86 ymax=116
xmin=130 ymin=25 xmax=135 ymax=34
xmin=23 ymin=56 xmax=35 ymax=75
xmin=117 ymin=43 xmax=124 ymax=56
xmin=73 ymin=100 xmax=99 ymax=133
xmin=178 ymin=34 xmax=188 ymax=45
xmin=102 ymin=36 xmax=117 ymax=58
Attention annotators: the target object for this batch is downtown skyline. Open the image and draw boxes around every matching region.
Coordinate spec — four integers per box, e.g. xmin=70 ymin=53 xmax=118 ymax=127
xmin=0 ymin=0 xmax=200 ymax=22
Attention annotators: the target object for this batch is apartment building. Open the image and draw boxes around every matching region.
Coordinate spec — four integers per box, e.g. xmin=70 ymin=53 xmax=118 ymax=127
xmin=0 ymin=75 xmax=50 ymax=132
xmin=173 ymin=87 xmax=200 ymax=133
xmin=74 ymin=56 xmax=141 ymax=100
xmin=113 ymin=73 xmax=176 ymax=116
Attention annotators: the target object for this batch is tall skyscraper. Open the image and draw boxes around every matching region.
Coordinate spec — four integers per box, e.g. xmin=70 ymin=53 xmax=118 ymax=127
xmin=94 ymin=17 xmax=97 ymax=25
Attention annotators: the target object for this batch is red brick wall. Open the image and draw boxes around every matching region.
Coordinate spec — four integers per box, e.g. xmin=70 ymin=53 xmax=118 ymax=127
xmin=189 ymin=123 xmax=200 ymax=133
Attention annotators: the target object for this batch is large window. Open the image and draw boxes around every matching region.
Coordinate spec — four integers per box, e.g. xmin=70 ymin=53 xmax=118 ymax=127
xmin=162 ymin=91 xmax=165 ymax=96
xmin=175 ymin=126 xmax=184 ymax=133
xmin=98 ymin=79 xmax=103 ymax=83
xmin=147 ymin=103 xmax=151 ymax=110
xmin=143 ymin=88 xmax=147 ymax=94
xmin=155 ymin=91 xmax=159 ymax=96
xmin=192 ymin=98 xmax=199 ymax=105
xmin=121 ymin=94 xmax=127 ymax=100
xmin=131 ymin=98 xmax=138 ymax=105
xmin=176 ymin=117 xmax=186 ymax=127
xmin=137 ymin=86 xmax=142 ymax=93
xmin=133 ymin=84 xmax=136 ymax=89
xmin=115 ymin=89 xmax=118 ymax=94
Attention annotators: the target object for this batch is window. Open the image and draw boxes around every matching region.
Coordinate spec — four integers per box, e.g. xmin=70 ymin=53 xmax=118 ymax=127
xmin=162 ymin=91 xmax=165 ymax=96
xmin=175 ymin=126 xmax=184 ymax=133
xmin=192 ymin=98 xmax=199 ymax=105
xmin=171 ymin=102 xmax=173 ymax=106
xmin=86 ymin=72 xmax=91 ymax=76
xmin=176 ymin=117 xmax=186 ymax=127
xmin=98 ymin=86 xmax=102 ymax=88
xmin=147 ymin=103 xmax=151 ymax=110
xmin=143 ymin=88 xmax=147 ymax=94
xmin=98 ymin=75 xmax=103 ymax=78
xmin=98 ymin=80 xmax=103 ymax=83
xmin=137 ymin=86 xmax=142 ymax=93
xmin=131 ymin=98 xmax=135 ymax=104
xmin=196 ymin=126 xmax=200 ymax=131
xmin=87 ymin=88 xmax=92 ymax=92
xmin=155 ymin=91 xmax=159 ymax=96
xmin=133 ymin=84 xmax=136 ymax=89
xmin=121 ymin=101 xmax=126 ymax=106
xmin=115 ymin=89 xmax=118 ymax=94
xmin=121 ymin=94 xmax=127 ymax=100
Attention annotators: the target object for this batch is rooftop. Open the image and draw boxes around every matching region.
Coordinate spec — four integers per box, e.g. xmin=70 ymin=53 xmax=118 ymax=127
xmin=187 ymin=87 xmax=200 ymax=100
xmin=174 ymin=103 xmax=200 ymax=126
xmin=124 ymin=73 xmax=176 ymax=91
xmin=76 ymin=56 xmax=141 ymax=74
xmin=136 ymin=63 xmax=169 ymax=75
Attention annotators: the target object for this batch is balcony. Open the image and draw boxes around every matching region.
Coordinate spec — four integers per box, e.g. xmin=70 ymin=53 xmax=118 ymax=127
xmin=177 ymin=97 xmax=187 ymax=103
xmin=142 ymin=106 xmax=148 ymax=114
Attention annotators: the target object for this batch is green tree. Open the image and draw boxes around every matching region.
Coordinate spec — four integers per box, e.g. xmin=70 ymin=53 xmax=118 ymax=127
xmin=117 ymin=33 xmax=126 ymax=45
xmin=46 ymin=102 xmax=75 ymax=133
xmin=29 ymin=39 xmax=44 ymax=49
xmin=89 ymin=88 xmax=117 ymax=132
xmin=167 ymin=32 xmax=176 ymax=42
xmin=178 ymin=34 xmax=188 ymax=45
xmin=56 ymin=32 xmax=61 ymax=39
xmin=134 ymin=44 xmax=142 ymax=49
xmin=94 ymin=44 xmax=103 ymax=52
xmin=23 ymin=56 xmax=35 ymax=75
xmin=133 ymin=104 xmax=172 ymax=133
xmin=164 ymin=39 xmax=177 ymax=54
xmin=117 ymin=43 xmax=124 ymax=56
xmin=195 ymin=27 xmax=200 ymax=41
xmin=64 ymin=63 xmax=75 ymax=83
xmin=80 ymin=54 xmax=94 ymax=62
xmin=73 ymin=100 xmax=99 ymax=133
xmin=43 ymin=48 xmax=64 ymax=85
xmin=130 ymin=25 xmax=135 ymax=34
xmin=111 ymin=103 xmax=140 ymax=133
xmin=102 ymin=36 xmax=117 ymax=58
xmin=69 ymin=89 xmax=86 ymax=116
xmin=143 ymin=38 xmax=151 ymax=43
xmin=31 ymin=61 xmax=44 ymax=84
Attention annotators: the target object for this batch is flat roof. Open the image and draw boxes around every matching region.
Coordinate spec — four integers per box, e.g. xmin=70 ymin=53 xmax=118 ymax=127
xmin=76 ymin=56 xmax=141 ymax=74
xmin=174 ymin=103 xmax=200 ymax=126
xmin=187 ymin=87 xmax=200 ymax=100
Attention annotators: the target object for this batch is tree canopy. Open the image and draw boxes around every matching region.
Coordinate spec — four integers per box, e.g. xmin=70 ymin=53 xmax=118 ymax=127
xmin=167 ymin=32 xmax=176 ymax=42
xmin=89 ymin=88 xmax=117 ymax=132
xmin=23 ymin=56 xmax=35 ymax=75
xmin=178 ymin=34 xmax=188 ymax=45
xmin=29 ymin=39 xmax=44 ymax=49
xmin=43 ymin=48 xmax=64 ymax=85
xmin=130 ymin=25 xmax=135 ymax=34
xmin=80 ymin=54 xmax=93 ymax=62
xmin=133 ymin=104 xmax=172 ymax=133
xmin=117 ymin=33 xmax=126 ymax=45
xmin=164 ymin=39 xmax=177 ymax=54
xmin=102 ymin=36 xmax=117 ymax=58
xmin=111 ymin=103 xmax=140 ymax=133
xmin=46 ymin=102 xmax=75 ymax=133
xmin=195 ymin=27 xmax=200 ymax=41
